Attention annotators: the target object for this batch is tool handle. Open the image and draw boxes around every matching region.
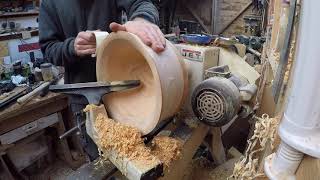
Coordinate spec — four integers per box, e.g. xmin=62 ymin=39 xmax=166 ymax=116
xmin=17 ymin=82 xmax=50 ymax=104
xmin=59 ymin=121 xmax=85 ymax=139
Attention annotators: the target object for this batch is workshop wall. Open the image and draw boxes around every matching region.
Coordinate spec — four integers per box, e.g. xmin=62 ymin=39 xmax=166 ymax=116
xmin=174 ymin=0 xmax=213 ymax=33
xmin=216 ymin=0 xmax=251 ymax=32
xmin=4 ymin=16 xmax=38 ymax=29
xmin=0 ymin=0 xmax=41 ymax=66
xmin=222 ymin=6 xmax=255 ymax=36
xmin=8 ymin=37 xmax=42 ymax=63
xmin=173 ymin=0 xmax=257 ymax=36
xmin=0 ymin=36 xmax=42 ymax=65
xmin=0 ymin=14 xmax=40 ymax=63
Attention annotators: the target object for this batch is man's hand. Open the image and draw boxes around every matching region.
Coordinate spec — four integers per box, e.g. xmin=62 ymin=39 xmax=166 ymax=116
xmin=74 ymin=32 xmax=96 ymax=56
xmin=110 ymin=18 xmax=166 ymax=53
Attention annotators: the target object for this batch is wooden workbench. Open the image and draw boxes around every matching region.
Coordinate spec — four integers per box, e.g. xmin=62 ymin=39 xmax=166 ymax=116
xmin=0 ymin=93 xmax=85 ymax=179
xmin=0 ymin=93 xmax=68 ymax=135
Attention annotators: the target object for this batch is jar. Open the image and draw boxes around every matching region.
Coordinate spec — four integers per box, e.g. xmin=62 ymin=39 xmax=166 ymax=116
xmin=40 ymin=63 xmax=53 ymax=81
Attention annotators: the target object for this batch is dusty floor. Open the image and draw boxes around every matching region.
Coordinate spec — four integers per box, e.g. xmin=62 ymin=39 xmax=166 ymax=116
xmin=182 ymin=157 xmax=237 ymax=180
xmin=29 ymin=160 xmax=75 ymax=180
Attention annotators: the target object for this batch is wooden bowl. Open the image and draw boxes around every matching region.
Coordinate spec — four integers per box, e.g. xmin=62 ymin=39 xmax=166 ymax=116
xmin=96 ymin=32 xmax=188 ymax=134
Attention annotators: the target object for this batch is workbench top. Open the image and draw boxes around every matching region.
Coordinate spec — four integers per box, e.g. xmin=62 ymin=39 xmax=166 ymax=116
xmin=0 ymin=93 xmax=67 ymax=121
xmin=0 ymin=93 xmax=69 ymax=135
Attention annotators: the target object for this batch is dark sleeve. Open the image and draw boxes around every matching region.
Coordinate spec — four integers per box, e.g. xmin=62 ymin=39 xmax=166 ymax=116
xmin=39 ymin=0 xmax=77 ymax=66
xmin=116 ymin=0 xmax=159 ymax=25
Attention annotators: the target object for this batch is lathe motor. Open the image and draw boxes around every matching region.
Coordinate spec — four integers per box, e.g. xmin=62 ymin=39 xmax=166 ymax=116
xmin=192 ymin=65 xmax=257 ymax=127
xmin=175 ymin=43 xmax=258 ymax=127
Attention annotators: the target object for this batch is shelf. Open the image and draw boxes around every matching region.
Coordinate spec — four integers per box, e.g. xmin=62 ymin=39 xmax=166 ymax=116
xmin=0 ymin=30 xmax=38 ymax=41
xmin=0 ymin=11 xmax=39 ymax=19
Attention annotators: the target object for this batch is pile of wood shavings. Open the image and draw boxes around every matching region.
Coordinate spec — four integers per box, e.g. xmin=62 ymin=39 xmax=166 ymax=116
xmin=151 ymin=136 xmax=183 ymax=169
xmin=94 ymin=114 xmax=158 ymax=165
xmin=229 ymin=114 xmax=280 ymax=180
xmin=94 ymin=113 xmax=183 ymax=169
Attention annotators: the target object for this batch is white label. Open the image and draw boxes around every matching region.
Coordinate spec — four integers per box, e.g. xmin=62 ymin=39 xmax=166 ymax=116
xmin=21 ymin=31 xmax=32 ymax=39
xmin=181 ymin=49 xmax=203 ymax=62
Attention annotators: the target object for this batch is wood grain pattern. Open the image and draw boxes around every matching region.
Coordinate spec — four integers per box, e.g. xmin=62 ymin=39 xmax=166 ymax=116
xmin=96 ymin=32 xmax=188 ymax=135
xmin=296 ymin=156 xmax=320 ymax=180
xmin=0 ymin=93 xmax=68 ymax=135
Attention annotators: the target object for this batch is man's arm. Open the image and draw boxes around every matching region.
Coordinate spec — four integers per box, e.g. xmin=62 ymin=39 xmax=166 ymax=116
xmin=39 ymin=0 xmax=77 ymax=66
xmin=112 ymin=0 xmax=165 ymax=53
xmin=117 ymin=0 xmax=159 ymax=24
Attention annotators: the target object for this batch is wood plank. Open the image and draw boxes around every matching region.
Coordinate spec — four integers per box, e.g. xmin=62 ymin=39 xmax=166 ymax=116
xmin=270 ymin=0 xmax=283 ymax=50
xmin=7 ymin=135 xmax=48 ymax=172
xmin=161 ymin=123 xmax=210 ymax=180
xmin=66 ymin=157 xmax=117 ymax=180
xmin=0 ymin=155 xmax=14 ymax=180
xmin=272 ymin=0 xmax=297 ymax=103
xmin=0 ymin=12 xmax=38 ymax=18
xmin=0 ymin=113 xmax=59 ymax=145
xmin=0 ymin=93 xmax=66 ymax=121
xmin=0 ymin=30 xmax=38 ymax=41
xmin=296 ymin=156 xmax=320 ymax=180
xmin=61 ymin=107 xmax=85 ymax=156
xmin=0 ymin=94 xmax=68 ymax=135
xmin=55 ymin=112 xmax=80 ymax=169
xmin=184 ymin=3 xmax=211 ymax=33
xmin=209 ymin=128 xmax=226 ymax=165
xmin=211 ymin=0 xmax=217 ymax=34
xmin=217 ymin=2 xmax=252 ymax=34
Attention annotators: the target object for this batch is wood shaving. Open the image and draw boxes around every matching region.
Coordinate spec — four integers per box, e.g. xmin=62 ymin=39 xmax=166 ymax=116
xmin=272 ymin=39 xmax=296 ymax=83
xmin=151 ymin=136 xmax=183 ymax=169
xmin=0 ymin=92 xmax=13 ymax=100
xmin=229 ymin=114 xmax=280 ymax=180
xmin=95 ymin=114 xmax=156 ymax=164
xmin=83 ymin=104 xmax=99 ymax=112
xmin=94 ymin=114 xmax=182 ymax=168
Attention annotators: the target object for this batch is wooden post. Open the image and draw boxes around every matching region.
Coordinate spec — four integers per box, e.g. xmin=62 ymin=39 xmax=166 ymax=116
xmin=211 ymin=0 xmax=218 ymax=34
xmin=161 ymin=123 xmax=210 ymax=180
xmin=270 ymin=0 xmax=282 ymax=50
xmin=55 ymin=112 xmax=81 ymax=169
xmin=296 ymin=156 xmax=320 ymax=180
xmin=209 ymin=127 xmax=226 ymax=165
xmin=0 ymin=155 xmax=14 ymax=180
xmin=61 ymin=107 xmax=85 ymax=156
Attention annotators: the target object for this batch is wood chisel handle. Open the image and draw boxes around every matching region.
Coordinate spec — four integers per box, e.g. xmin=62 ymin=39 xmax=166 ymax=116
xmin=17 ymin=82 xmax=51 ymax=104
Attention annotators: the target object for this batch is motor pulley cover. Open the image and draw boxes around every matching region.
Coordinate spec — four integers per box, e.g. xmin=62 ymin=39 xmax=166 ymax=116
xmin=191 ymin=77 xmax=241 ymax=127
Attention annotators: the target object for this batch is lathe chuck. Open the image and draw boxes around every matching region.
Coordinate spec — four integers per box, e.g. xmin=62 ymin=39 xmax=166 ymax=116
xmin=191 ymin=77 xmax=241 ymax=127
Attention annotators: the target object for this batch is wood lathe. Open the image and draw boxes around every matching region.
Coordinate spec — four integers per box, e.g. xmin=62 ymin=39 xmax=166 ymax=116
xmin=57 ymin=31 xmax=260 ymax=180
xmin=49 ymin=81 xmax=141 ymax=139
